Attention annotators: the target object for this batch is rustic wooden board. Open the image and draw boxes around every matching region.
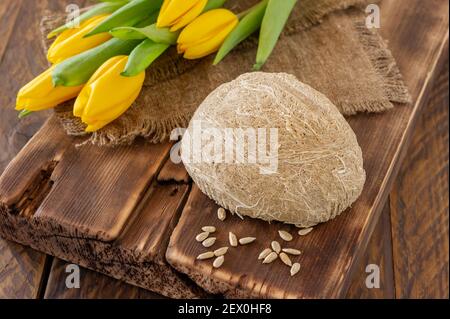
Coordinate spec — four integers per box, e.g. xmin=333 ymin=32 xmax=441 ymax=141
xmin=0 ymin=0 xmax=21 ymax=61
xmin=0 ymin=0 xmax=448 ymax=299
xmin=345 ymin=202 xmax=395 ymax=298
xmin=157 ymin=159 xmax=191 ymax=184
xmin=0 ymin=0 xmax=79 ymax=299
xmin=44 ymin=258 xmax=164 ymax=299
xmin=165 ymin=0 xmax=449 ymax=298
xmin=0 ymin=240 xmax=51 ymax=299
xmin=390 ymin=59 xmax=449 ymax=299
xmin=0 ymin=118 xmax=204 ymax=298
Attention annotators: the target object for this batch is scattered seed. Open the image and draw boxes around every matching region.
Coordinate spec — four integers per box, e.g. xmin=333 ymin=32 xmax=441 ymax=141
xmin=214 ymin=247 xmax=229 ymax=256
xmin=229 ymin=232 xmax=238 ymax=247
xmin=279 ymin=252 xmax=292 ymax=266
xmin=258 ymin=248 xmax=272 ymax=260
xmin=197 ymin=251 xmax=214 ymax=260
xmin=202 ymin=226 xmax=216 ymax=233
xmin=282 ymin=248 xmax=301 ymax=255
xmin=217 ymin=208 xmax=226 ymax=221
xmin=263 ymin=251 xmax=278 ymax=264
xmin=239 ymin=237 xmax=256 ymax=245
xmin=271 ymin=241 xmax=281 ymax=254
xmin=195 ymin=232 xmax=209 ymax=242
xmin=202 ymin=237 xmax=216 ymax=248
xmin=298 ymin=227 xmax=313 ymax=236
xmin=278 ymin=230 xmax=293 ymax=242
xmin=213 ymin=255 xmax=225 ymax=268
xmin=290 ymin=263 xmax=301 ymax=276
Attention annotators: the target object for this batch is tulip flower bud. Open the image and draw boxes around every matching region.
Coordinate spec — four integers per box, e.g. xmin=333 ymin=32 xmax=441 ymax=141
xmin=73 ymin=55 xmax=145 ymax=132
xmin=177 ymin=9 xmax=238 ymax=59
xmin=16 ymin=65 xmax=83 ymax=112
xmin=157 ymin=0 xmax=207 ymax=32
xmin=47 ymin=15 xmax=112 ymax=64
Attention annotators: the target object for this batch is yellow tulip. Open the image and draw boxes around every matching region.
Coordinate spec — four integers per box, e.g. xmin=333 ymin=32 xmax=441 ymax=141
xmin=157 ymin=0 xmax=207 ymax=32
xmin=73 ymin=55 xmax=145 ymax=132
xmin=16 ymin=65 xmax=83 ymax=112
xmin=177 ymin=9 xmax=238 ymax=59
xmin=47 ymin=15 xmax=111 ymax=64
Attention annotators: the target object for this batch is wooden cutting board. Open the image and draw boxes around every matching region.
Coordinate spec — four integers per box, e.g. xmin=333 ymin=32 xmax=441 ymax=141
xmin=0 ymin=0 xmax=448 ymax=298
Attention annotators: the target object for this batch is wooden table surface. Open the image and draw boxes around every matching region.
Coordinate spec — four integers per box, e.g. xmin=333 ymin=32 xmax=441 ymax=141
xmin=0 ymin=0 xmax=448 ymax=299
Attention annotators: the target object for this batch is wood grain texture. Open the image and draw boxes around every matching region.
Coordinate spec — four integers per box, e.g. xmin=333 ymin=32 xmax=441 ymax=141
xmin=0 ymin=0 xmax=196 ymax=295
xmin=166 ymin=0 xmax=449 ymax=298
xmin=168 ymin=185 xmax=335 ymax=298
xmin=0 ymin=117 xmax=171 ymax=241
xmin=0 ymin=118 xmax=205 ymax=298
xmin=0 ymin=0 xmax=22 ymax=62
xmin=0 ymin=0 xmax=75 ymax=299
xmin=0 ymin=240 xmax=49 ymax=299
xmin=157 ymin=158 xmax=190 ymax=184
xmin=346 ymin=202 xmax=395 ymax=298
xmin=390 ymin=59 xmax=449 ymax=299
xmin=35 ymin=140 xmax=172 ymax=241
xmin=44 ymin=258 xmax=165 ymax=299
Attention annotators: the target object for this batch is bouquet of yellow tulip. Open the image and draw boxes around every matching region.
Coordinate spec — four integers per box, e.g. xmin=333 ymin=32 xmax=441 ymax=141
xmin=16 ymin=0 xmax=297 ymax=132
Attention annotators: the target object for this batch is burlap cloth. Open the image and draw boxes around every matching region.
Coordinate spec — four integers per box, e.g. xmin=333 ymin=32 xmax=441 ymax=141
xmin=40 ymin=0 xmax=411 ymax=146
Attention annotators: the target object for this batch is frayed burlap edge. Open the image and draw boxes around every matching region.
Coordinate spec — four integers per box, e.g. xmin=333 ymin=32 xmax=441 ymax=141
xmin=285 ymin=0 xmax=371 ymax=34
xmin=53 ymin=103 xmax=194 ymax=146
xmin=354 ymin=20 xmax=412 ymax=107
xmin=85 ymin=112 xmax=193 ymax=147
xmin=324 ymin=9 xmax=411 ymax=115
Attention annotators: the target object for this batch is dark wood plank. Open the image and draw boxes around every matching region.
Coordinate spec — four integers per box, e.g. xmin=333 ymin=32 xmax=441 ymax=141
xmin=166 ymin=0 xmax=449 ymax=298
xmin=346 ymin=202 xmax=395 ymax=299
xmin=390 ymin=59 xmax=449 ymax=299
xmin=0 ymin=117 xmax=73 ymax=210
xmin=168 ymin=185 xmax=337 ymax=298
xmin=0 ymin=118 xmax=204 ymax=297
xmin=0 ymin=115 xmax=171 ymax=242
xmin=0 ymin=240 xmax=50 ymax=299
xmin=0 ymin=0 xmax=77 ymax=299
xmin=0 ymin=0 xmax=199 ymax=295
xmin=44 ymin=258 xmax=165 ymax=299
xmin=35 ymin=140 xmax=172 ymax=241
xmin=118 ymin=183 xmax=190 ymax=262
xmin=157 ymin=158 xmax=190 ymax=184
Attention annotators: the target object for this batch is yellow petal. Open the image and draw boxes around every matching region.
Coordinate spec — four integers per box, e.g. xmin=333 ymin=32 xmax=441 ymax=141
xmin=86 ymin=55 xmax=125 ymax=86
xmin=74 ymin=56 xmax=145 ymax=129
xmin=17 ymin=67 xmax=55 ymax=100
xmin=16 ymin=65 xmax=83 ymax=111
xmin=73 ymin=85 xmax=91 ymax=117
xmin=157 ymin=0 xmax=203 ymax=28
xmin=177 ymin=9 xmax=237 ymax=47
xmin=47 ymin=15 xmax=111 ymax=64
xmin=157 ymin=0 xmax=172 ymax=26
xmin=47 ymin=26 xmax=79 ymax=53
xmin=73 ymin=55 xmax=125 ymax=117
xmin=177 ymin=43 xmax=188 ymax=54
xmin=183 ymin=20 xmax=237 ymax=59
xmin=82 ymin=86 xmax=142 ymax=132
xmin=169 ymin=0 xmax=207 ymax=31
